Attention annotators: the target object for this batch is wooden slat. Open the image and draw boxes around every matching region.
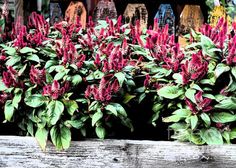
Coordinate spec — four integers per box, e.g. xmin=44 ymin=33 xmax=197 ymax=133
xmin=0 ymin=136 xmax=236 ymax=167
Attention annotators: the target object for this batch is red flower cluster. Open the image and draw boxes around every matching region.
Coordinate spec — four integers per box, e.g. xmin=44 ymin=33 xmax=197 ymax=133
xmin=2 ymin=66 xmax=23 ymax=88
xmin=181 ymin=52 xmax=208 ymax=85
xmin=226 ymin=35 xmax=236 ymax=65
xmin=185 ymin=91 xmax=212 ymax=114
xmin=42 ymin=80 xmax=69 ymax=100
xmin=56 ymin=32 xmax=86 ymax=67
xmin=0 ymin=92 xmax=8 ymax=104
xmin=85 ymin=74 xmax=120 ymax=102
xmin=200 ymin=18 xmax=227 ymax=50
xmin=28 ymin=12 xmax=49 ymax=36
xmin=29 ymin=65 xmax=46 ymax=85
xmin=145 ymin=20 xmax=184 ymax=72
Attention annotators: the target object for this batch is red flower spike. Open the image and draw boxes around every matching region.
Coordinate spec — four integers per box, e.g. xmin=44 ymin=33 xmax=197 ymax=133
xmin=29 ymin=65 xmax=46 ymax=85
xmin=186 ymin=91 xmax=213 ymax=114
xmin=144 ymin=74 xmax=151 ymax=87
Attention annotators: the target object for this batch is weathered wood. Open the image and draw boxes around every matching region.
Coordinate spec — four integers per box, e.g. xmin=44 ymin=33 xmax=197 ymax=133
xmin=14 ymin=0 xmax=23 ymax=23
xmin=0 ymin=136 xmax=236 ymax=167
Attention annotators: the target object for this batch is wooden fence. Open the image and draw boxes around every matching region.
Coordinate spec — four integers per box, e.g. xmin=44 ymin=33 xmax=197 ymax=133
xmin=0 ymin=136 xmax=236 ymax=167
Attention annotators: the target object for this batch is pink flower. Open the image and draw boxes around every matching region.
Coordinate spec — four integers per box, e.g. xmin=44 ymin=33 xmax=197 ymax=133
xmin=186 ymin=91 xmax=213 ymax=114
xmin=29 ymin=65 xmax=46 ymax=85
xmin=0 ymin=92 xmax=8 ymax=104
xmin=181 ymin=52 xmax=208 ymax=85
xmin=2 ymin=66 xmax=19 ymax=88
xmin=144 ymin=74 xmax=151 ymax=87
xmin=42 ymin=80 xmax=67 ymax=100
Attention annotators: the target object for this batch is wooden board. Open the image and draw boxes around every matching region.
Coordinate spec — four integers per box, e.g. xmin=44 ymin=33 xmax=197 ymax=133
xmin=86 ymin=0 xmax=98 ymax=16
xmin=154 ymin=4 xmax=175 ymax=34
xmin=179 ymin=5 xmax=204 ymax=34
xmin=65 ymin=1 xmax=87 ymax=28
xmin=93 ymin=0 xmax=117 ymax=22
xmin=124 ymin=3 xmax=148 ymax=30
xmin=1 ymin=136 xmax=236 ymax=167
xmin=50 ymin=2 xmax=63 ymax=25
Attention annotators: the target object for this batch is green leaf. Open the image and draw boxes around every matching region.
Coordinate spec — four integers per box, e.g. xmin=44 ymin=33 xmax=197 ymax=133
xmin=121 ymin=118 xmax=134 ymax=131
xmin=27 ymin=121 xmax=34 ymax=136
xmin=26 ymin=54 xmax=40 ymax=63
xmin=138 ymin=93 xmax=146 ymax=103
xmin=185 ymin=89 xmax=196 ymax=103
xmin=6 ymin=56 xmax=21 ymax=66
xmin=230 ymin=128 xmax=236 ymax=140
xmin=115 ymin=72 xmax=126 ymax=87
xmin=45 ymin=60 xmax=58 ymax=69
xmin=215 ymin=63 xmax=230 ymax=78
xmin=190 ymin=115 xmax=198 ymax=130
xmin=222 ymin=131 xmax=230 ymax=144
xmin=173 ymin=73 xmax=183 ymax=84
xmin=110 ymin=103 xmax=127 ymax=117
xmin=47 ymin=100 xmax=64 ymax=125
xmin=215 ymin=97 xmax=236 ymax=110
xmin=191 ymin=84 xmax=203 ymax=91
xmin=152 ymin=103 xmax=163 ymax=113
xmin=95 ymin=126 xmax=106 ymax=139
xmin=4 ymin=100 xmax=14 ymax=121
xmin=20 ymin=47 xmax=37 ymax=54
xmin=123 ymin=93 xmax=136 ymax=104
xmin=54 ymin=71 xmax=67 ymax=80
xmin=92 ymin=111 xmax=103 ymax=126
xmin=157 ymin=85 xmax=184 ymax=99
xmin=64 ymin=120 xmax=84 ymax=129
xmin=35 ymin=128 xmax=48 ymax=151
xmin=25 ymin=94 xmax=47 ymax=108
xmin=71 ymin=75 xmax=82 ymax=86
xmin=4 ymin=47 xmax=16 ymax=55
xmin=50 ymin=125 xmax=71 ymax=150
xmin=200 ymin=113 xmax=211 ymax=127
xmin=169 ymin=123 xmax=187 ymax=130
xmin=0 ymin=80 xmax=8 ymax=91
xmin=105 ymin=104 xmax=117 ymax=116
xmin=18 ymin=64 xmax=27 ymax=76
xmin=190 ymin=134 xmax=205 ymax=145
xmin=63 ymin=100 xmax=78 ymax=116
xmin=231 ymin=67 xmax=236 ymax=79
xmin=211 ymin=112 xmax=236 ymax=123
xmin=12 ymin=89 xmax=23 ymax=109
xmin=200 ymin=127 xmax=224 ymax=145
xmin=150 ymin=111 xmax=161 ymax=127
xmin=88 ymin=101 xmax=99 ymax=111
xmin=163 ymin=115 xmax=181 ymax=122
xmin=173 ymin=109 xmax=192 ymax=117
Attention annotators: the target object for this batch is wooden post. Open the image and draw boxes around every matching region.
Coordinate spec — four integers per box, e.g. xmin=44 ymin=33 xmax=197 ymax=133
xmin=14 ymin=0 xmax=23 ymax=24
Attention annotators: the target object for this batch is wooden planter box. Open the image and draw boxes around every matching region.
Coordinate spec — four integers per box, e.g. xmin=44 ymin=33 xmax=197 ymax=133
xmin=0 ymin=136 xmax=235 ymax=167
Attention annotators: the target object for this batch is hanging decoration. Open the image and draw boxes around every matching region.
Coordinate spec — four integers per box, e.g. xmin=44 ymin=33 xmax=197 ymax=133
xmin=93 ymin=0 xmax=117 ymax=22
xmin=154 ymin=4 xmax=175 ymax=34
xmin=2 ymin=0 xmax=9 ymax=18
xmin=209 ymin=5 xmax=227 ymax=26
xmin=65 ymin=1 xmax=87 ymax=28
xmin=179 ymin=5 xmax=204 ymax=35
xmin=123 ymin=3 xmax=148 ymax=30
xmin=50 ymin=2 xmax=63 ymax=25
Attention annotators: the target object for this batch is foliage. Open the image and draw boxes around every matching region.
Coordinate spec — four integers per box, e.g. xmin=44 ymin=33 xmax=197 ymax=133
xmin=1 ymin=12 xmax=236 ymax=149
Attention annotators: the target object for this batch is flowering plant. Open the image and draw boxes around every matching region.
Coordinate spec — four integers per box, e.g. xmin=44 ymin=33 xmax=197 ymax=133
xmin=1 ymin=12 xmax=236 ymax=149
